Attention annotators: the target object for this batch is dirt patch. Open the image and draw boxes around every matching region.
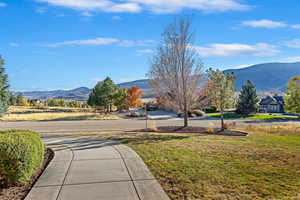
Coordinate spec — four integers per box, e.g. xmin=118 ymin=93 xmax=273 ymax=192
xmin=0 ymin=148 xmax=54 ymax=200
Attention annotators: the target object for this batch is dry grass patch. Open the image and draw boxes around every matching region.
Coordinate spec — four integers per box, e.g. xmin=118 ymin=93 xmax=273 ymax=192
xmin=1 ymin=106 xmax=121 ymax=121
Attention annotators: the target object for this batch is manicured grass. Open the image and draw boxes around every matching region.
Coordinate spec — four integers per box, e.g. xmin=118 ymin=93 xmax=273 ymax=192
xmin=248 ymin=114 xmax=299 ymax=120
xmin=206 ymin=112 xmax=247 ymax=119
xmin=207 ymin=112 xmax=299 ymax=121
xmin=123 ymin=132 xmax=300 ymax=200
xmin=43 ymin=126 xmax=300 ymax=199
xmin=1 ymin=106 xmax=121 ymax=121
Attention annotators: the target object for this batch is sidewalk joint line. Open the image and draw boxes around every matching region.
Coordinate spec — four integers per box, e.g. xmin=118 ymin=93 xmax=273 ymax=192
xmin=55 ymin=145 xmax=75 ymax=200
xmin=112 ymin=144 xmax=142 ymax=200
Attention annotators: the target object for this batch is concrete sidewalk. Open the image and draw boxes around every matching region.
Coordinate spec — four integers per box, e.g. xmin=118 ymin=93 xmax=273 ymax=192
xmin=25 ymin=136 xmax=169 ymax=200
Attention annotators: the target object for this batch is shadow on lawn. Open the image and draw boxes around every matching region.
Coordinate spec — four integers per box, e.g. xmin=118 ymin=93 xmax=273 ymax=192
xmin=42 ymin=136 xmax=119 ymax=151
xmin=120 ymin=134 xmax=190 ymax=145
xmin=42 ymin=134 xmax=189 ymax=151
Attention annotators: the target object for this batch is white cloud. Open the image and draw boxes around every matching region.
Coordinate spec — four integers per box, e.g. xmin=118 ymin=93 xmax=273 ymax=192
xmin=9 ymin=43 xmax=20 ymax=47
xmin=0 ymin=2 xmax=6 ymax=7
xmin=119 ymin=40 xmax=155 ymax=47
xmin=284 ymin=39 xmax=300 ymax=48
xmin=281 ymin=56 xmax=300 ymax=63
xmin=34 ymin=0 xmax=141 ymax=13
xmin=230 ymin=64 xmax=253 ymax=69
xmin=194 ymin=43 xmax=280 ymax=57
xmin=241 ymin=19 xmax=287 ymax=29
xmin=291 ymin=24 xmax=300 ymax=29
xmin=34 ymin=0 xmax=250 ymax=14
xmin=241 ymin=19 xmax=300 ymax=29
xmin=136 ymin=49 xmax=154 ymax=55
xmin=43 ymin=37 xmax=155 ymax=48
xmin=129 ymin=0 xmax=250 ymax=13
xmin=44 ymin=37 xmax=119 ymax=47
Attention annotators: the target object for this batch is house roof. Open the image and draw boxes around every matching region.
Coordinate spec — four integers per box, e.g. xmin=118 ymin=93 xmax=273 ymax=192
xmin=259 ymin=95 xmax=284 ymax=106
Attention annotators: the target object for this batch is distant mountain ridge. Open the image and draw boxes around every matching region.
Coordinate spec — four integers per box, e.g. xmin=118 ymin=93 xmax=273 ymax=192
xmin=15 ymin=80 xmax=151 ymax=100
xmin=15 ymin=87 xmax=91 ymax=101
xmin=15 ymin=62 xmax=300 ymax=100
xmin=224 ymin=62 xmax=300 ymax=91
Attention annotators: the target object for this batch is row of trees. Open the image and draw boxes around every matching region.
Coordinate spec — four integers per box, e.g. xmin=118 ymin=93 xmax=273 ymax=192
xmin=8 ymin=94 xmax=89 ymax=108
xmin=147 ymin=16 xmax=300 ymax=130
xmin=88 ymin=77 xmax=142 ymax=112
xmin=148 ymin=17 xmax=238 ymax=129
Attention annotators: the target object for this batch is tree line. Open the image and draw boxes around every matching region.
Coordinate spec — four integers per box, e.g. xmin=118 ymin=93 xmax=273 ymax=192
xmin=88 ymin=77 xmax=142 ymax=112
xmin=147 ymin=16 xmax=300 ymax=130
xmin=8 ymin=96 xmax=89 ymax=108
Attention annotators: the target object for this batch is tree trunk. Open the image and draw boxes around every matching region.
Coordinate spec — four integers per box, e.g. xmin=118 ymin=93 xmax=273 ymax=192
xmin=183 ymin=101 xmax=188 ymax=127
xmin=220 ymin=109 xmax=224 ymax=131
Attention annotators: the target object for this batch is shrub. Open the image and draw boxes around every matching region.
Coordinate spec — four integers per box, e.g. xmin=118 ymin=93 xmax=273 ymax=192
xmin=203 ymin=106 xmax=218 ymax=113
xmin=0 ymin=130 xmax=45 ymax=187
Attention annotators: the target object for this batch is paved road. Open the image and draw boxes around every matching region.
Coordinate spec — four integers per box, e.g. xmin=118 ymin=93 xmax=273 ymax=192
xmin=26 ymin=136 xmax=169 ymax=200
xmin=1 ymin=118 xmax=299 ymax=133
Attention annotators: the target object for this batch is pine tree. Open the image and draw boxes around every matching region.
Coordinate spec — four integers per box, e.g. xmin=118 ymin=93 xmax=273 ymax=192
xmin=236 ymin=80 xmax=259 ymax=115
xmin=113 ymin=88 xmax=128 ymax=111
xmin=88 ymin=77 xmax=118 ymax=112
xmin=0 ymin=56 xmax=10 ymax=115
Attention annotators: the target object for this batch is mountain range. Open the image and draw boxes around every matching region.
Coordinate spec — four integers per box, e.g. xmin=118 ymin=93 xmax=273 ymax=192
xmin=224 ymin=62 xmax=300 ymax=91
xmin=15 ymin=62 xmax=300 ymax=100
xmin=15 ymin=79 xmax=151 ymax=101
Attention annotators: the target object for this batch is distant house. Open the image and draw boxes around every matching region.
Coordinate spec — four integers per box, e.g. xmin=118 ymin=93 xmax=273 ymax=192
xmin=258 ymin=95 xmax=285 ymax=113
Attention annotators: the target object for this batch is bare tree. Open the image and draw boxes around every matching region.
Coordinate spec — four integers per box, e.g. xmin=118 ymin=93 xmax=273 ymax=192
xmin=148 ymin=17 xmax=203 ymax=127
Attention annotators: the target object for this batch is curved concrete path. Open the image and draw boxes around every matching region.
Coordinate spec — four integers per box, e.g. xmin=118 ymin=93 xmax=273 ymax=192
xmin=25 ymin=136 xmax=169 ymax=200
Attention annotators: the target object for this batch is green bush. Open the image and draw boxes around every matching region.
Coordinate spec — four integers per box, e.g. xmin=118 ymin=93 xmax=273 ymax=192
xmin=0 ymin=130 xmax=45 ymax=187
xmin=203 ymin=106 xmax=218 ymax=113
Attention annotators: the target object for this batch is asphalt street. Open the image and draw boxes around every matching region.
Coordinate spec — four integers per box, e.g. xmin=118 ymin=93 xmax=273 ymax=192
xmin=1 ymin=118 xmax=299 ymax=133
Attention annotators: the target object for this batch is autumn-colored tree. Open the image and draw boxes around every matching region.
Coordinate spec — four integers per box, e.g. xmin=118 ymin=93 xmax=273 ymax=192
xmin=126 ymin=86 xmax=142 ymax=108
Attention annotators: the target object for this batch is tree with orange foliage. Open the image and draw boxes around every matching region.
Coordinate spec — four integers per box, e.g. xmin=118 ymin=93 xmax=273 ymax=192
xmin=126 ymin=86 xmax=142 ymax=108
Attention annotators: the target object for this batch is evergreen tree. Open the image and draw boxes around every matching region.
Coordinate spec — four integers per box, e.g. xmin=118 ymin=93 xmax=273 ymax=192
xmin=0 ymin=56 xmax=10 ymax=115
xmin=285 ymin=77 xmax=300 ymax=115
xmin=113 ymin=88 xmax=128 ymax=111
xmin=9 ymin=93 xmax=17 ymax=106
xmin=16 ymin=94 xmax=25 ymax=106
xmin=88 ymin=77 xmax=118 ymax=112
xmin=236 ymin=80 xmax=259 ymax=115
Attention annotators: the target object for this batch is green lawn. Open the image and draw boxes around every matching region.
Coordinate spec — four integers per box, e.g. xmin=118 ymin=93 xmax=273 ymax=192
xmin=122 ymin=132 xmax=300 ymax=200
xmin=206 ymin=112 xmax=299 ymax=121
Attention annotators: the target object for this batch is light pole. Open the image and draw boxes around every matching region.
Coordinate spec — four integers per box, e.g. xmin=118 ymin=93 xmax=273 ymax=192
xmin=145 ymin=104 xmax=148 ymax=129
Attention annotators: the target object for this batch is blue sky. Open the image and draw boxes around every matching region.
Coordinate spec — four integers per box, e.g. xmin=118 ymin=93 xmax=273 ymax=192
xmin=1 ymin=0 xmax=300 ymax=91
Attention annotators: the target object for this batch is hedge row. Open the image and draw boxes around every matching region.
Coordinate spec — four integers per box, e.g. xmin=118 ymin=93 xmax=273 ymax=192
xmin=0 ymin=130 xmax=45 ymax=187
